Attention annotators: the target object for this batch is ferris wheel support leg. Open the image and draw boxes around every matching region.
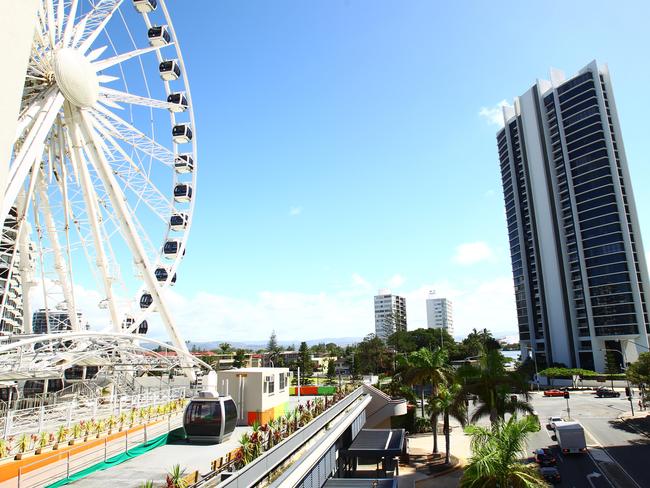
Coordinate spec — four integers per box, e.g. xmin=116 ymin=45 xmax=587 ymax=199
xmin=65 ymin=103 xmax=122 ymax=333
xmin=77 ymin=110 xmax=195 ymax=381
xmin=2 ymin=90 xmax=63 ymax=227
xmin=37 ymin=171 xmax=79 ymax=331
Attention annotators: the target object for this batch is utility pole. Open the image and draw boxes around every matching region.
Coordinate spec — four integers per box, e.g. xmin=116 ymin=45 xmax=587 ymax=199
xmin=564 ymin=391 xmax=571 ymax=420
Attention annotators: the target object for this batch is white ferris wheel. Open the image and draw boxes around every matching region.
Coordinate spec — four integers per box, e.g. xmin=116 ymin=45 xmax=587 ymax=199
xmin=2 ymin=0 xmax=197 ymax=367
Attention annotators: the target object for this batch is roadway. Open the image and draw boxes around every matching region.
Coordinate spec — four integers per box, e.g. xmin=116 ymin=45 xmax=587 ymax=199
xmin=526 ymin=390 xmax=650 ymax=488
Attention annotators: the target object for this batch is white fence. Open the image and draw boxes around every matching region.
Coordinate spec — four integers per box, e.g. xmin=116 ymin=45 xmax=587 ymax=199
xmin=0 ymin=387 xmax=186 ymax=439
xmin=14 ymin=414 xmax=183 ymax=488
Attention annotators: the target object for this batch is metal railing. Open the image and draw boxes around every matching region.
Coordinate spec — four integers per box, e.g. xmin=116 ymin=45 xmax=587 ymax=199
xmin=16 ymin=413 xmax=182 ymax=488
xmin=1 ymin=387 xmax=186 ymax=439
xmin=209 ymin=387 xmax=369 ymax=488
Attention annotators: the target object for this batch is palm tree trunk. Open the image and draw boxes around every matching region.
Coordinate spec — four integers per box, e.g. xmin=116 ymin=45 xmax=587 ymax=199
xmin=421 ymin=387 xmax=425 ymax=418
xmin=444 ymin=411 xmax=450 ymax=464
xmin=432 ymin=413 xmax=439 ymax=454
xmin=431 ymin=382 xmax=439 ymax=455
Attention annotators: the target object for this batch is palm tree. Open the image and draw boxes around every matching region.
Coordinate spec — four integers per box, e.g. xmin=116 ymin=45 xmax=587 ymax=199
xmin=461 ymin=415 xmax=547 ymax=488
xmin=400 ymin=347 xmax=454 ymax=455
xmin=459 ymin=348 xmax=533 ymax=424
xmin=428 ymin=383 xmax=467 ymax=465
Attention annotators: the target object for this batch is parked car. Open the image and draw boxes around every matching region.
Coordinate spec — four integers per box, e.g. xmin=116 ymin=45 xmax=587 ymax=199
xmin=533 ymin=448 xmax=557 ymax=466
xmin=547 ymin=416 xmax=564 ymax=430
xmin=596 ymin=388 xmax=620 ymax=398
xmin=544 ymin=389 xmax=565 ymax=397
xmin=540 ymin=466 xmax=561 ymax=484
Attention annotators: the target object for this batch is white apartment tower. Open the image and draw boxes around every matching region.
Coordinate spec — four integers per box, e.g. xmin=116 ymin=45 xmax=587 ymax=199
xmin=497 ymin=61 xmax=650 ymax=372
xmin=374 ymin=289 xmax=407 ymax=340
xmin=426 ymin=297 xmax=453 ymax=335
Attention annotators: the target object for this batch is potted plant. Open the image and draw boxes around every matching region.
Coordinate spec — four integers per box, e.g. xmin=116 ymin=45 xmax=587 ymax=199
xmin=106 ymin=415 xmax=116 ymax=434
xmin=165 ymin=464 xmax=188 ymax=488
xmin=69 ymin=423 xmax=82 ymax=445
xmin=118 ymin=413 xmax=127 ymax=431
xmin=82 ymin=420 xmax=93 ymax=441
xmin=15 ymin=433 xmax=31 ymax=460
xmin=95 ymin=420 xmax=105 ymax=438
xmin=54 ymin=425 xmax=67 ymax=449
xmin=0 ymin=438 xmax=8 ymax=460
xmin=34 ymin=431 xmax=49 ymax=454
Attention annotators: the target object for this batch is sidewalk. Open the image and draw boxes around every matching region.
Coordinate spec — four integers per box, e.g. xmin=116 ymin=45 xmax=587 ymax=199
xmin=396 ymin=423 xmax=470 ymax=487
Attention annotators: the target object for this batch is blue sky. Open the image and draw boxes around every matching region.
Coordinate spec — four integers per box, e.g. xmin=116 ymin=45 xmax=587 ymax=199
xmin=152 ymin=0 xmax=650 ymax=343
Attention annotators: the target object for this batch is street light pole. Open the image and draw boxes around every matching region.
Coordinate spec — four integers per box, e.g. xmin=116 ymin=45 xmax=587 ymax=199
xmin=601 ymin=347 xmax=634 ymax=416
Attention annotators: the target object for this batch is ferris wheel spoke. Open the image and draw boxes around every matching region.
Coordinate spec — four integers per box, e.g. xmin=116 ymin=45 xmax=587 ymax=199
xmin=65 ymin=103 xmax=122 ymax=332
xmin=4 ymin=90 xmax=64 ymax=224
xmin=87 ymin=45 xmax=109 ymax=63
xmin=77 ymin=0 xmax=125 ymax=54
xmin=45 ymin=0 xmax=57 ymax=51
xmin=55 ymin=0 xmax=65 ymax=42
xmin=77 ymin=108 xmax=192 ymax=362
xmin=93 ymin=44 xmax=171 ymax=72
xmin=98 ymin=86 xmax=177 ymax=111
xmin=92 ymin=103 xmax=175 ymax=167
xmin=88 ymin=111 xmax=174 ymax=221
xmin=70 ymin=0 xmax=122 ymax=50
xmin=62 ymin=0 xmax=79 ymax=47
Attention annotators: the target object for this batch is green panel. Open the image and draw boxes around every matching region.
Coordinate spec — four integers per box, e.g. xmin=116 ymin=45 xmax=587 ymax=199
xmin=45 ymin=428 xmax=186 ymax=487
xmin=317 ymin=386 xmax=336 ymax=395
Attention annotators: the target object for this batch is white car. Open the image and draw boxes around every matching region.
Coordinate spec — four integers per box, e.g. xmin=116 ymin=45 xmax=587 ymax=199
xmin=548 ymin=416 xmax=564 ymax=430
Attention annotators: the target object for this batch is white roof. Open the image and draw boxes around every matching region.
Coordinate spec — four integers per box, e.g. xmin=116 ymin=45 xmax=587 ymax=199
xmin=554 ymin=421 xmax=582 ymax=429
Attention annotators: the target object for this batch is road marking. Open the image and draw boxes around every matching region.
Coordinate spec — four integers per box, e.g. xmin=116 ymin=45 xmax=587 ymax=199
xmin=585 ymin=428 xmax=641 ymax=488
xmin=587 ymin=472 xmax=602 ymax=488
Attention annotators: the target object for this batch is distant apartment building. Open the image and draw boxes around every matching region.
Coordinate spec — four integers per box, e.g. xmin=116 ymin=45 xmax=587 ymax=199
xmin=374 ymin=290 xmax=407 ymax=340
xmin=0 ymin=207 xmax=35 ymax=334
xmin=497 ymin=61 xmax=650 ymax=372
xmin=426 ymin=297 xmax=453 ymax=335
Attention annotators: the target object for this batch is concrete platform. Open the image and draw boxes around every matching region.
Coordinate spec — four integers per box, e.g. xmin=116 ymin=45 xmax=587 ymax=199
xmin=69 ymin=426 xmax=251 ymax=487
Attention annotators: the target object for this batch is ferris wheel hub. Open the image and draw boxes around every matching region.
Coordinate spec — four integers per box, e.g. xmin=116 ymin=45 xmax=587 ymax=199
xmin=53 ymin=48 xmax=99 ymax=108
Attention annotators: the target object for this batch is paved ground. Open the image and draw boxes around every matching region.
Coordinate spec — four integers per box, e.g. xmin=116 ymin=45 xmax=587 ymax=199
xmin=67 ymin=396 xmax=314 ymax=487
xmin=70 ymin=427 xmax=250 ymax=487
xmin=526 ymin=389 xmax=650 ymax=488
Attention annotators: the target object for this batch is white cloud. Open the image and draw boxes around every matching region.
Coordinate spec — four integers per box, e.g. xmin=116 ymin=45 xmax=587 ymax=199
xmin=388 ymin=274 xmax=405 ymax=288
xmin=478 ymin=99 xmax=511 ymax=127
xmin=402 ymin=278 xmax=517 ymax=339
xmin=155 ymin=274 xmax=517 ymax=344
xmin=453 ymin=241 xmax=495 ymax=266
xmin=25 ymin=275 xmax=516 ymax=346
xmin=484 ymin=189 xmax=496 ymax=198
xmin=351 ymin=273 xmax=371 ymax=290
xmin=289 ymin=206 xmax=302 ymax=216
xmin=163 ymin=287 xmax=370 ymax=343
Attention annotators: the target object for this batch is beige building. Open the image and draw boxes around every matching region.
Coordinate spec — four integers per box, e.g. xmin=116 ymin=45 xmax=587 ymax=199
xmin=217 ymin=367 xmax=290 ymax=425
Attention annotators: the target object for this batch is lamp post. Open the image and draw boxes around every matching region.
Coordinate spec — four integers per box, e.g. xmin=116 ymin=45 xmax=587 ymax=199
xmin=527 ymin=346 xmax=539 ymax=391
xmin=601 ymin=348 xmax=634 ymax=416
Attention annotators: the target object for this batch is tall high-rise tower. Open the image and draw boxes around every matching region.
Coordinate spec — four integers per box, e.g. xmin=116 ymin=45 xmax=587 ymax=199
xmin=426 ymin=297 xmax=453 ymax=335
xmin=497 ymin=61 xmax=650 ymax=372
xmin=374 ymin=289 xmax=407 ymax=340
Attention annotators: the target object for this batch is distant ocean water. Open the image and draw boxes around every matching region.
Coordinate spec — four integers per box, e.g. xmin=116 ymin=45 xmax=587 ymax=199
xmin=502 ymin=350 xmax=521 ymax=361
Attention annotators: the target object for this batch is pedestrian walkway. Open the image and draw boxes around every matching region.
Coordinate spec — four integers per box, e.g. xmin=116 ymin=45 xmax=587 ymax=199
xmin=396 ymin=422 xmax=470 ymax=487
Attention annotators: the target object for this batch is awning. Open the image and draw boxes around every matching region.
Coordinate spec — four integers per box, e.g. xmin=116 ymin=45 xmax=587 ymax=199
xmin=341 ymin=429 xmax=405 ymax=458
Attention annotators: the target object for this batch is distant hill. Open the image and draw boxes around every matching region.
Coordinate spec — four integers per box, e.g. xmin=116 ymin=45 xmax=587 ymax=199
xmin=182 ymin=337 xmax=364 ymax=351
